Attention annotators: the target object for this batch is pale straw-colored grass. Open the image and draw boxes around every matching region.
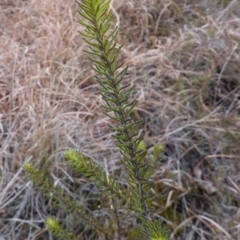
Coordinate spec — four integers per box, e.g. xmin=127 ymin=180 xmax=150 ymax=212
xmin=1 ymin=0 xmax=240 ymax=239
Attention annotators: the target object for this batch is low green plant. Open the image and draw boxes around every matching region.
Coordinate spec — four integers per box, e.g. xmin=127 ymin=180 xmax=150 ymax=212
xmin=24 ymin=0 xmax=169 ymax=239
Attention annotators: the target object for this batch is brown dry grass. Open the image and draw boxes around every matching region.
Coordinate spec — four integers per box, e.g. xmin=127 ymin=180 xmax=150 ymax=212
xmin=0 ymin=0 xmax=240 ymax=239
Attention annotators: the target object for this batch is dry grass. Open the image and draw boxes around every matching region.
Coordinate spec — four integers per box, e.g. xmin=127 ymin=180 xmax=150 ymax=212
xmin=0 ymin=0 xmax=240 ymax=239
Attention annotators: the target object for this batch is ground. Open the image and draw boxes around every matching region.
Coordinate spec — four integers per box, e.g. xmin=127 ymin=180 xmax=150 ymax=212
xmin=0 ymin=0 xmax=240 ymax=239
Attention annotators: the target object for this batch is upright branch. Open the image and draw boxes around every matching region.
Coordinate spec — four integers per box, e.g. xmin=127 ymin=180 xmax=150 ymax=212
xmin=77 ymin=0 xmax=151 ymax=221
xmin=77 ymin=1 xmax=169 ymax=239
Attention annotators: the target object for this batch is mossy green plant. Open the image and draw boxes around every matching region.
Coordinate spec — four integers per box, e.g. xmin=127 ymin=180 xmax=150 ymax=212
xmin=45 ymin=217 xmax=76 ymax=240
xmin=77 ymin=0 xmax=157 ymax=228
xmin=24 ymin=0 xmax=170 ymax=239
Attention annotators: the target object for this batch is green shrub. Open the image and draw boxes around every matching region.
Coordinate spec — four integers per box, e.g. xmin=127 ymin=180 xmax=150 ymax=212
xmin=24 ymin=0 xmax=169 ymax=239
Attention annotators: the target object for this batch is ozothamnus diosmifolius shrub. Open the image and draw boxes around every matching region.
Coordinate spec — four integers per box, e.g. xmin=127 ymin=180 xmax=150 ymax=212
xmin=24 ymin=0 xmax=169 ymax=239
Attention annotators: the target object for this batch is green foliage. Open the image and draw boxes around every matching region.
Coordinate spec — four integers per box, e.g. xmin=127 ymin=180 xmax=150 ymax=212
xmin=45 ymin=217 xmax=76 ymax=240
xmin=127 ymin=227 xmax=147 ymax=240
xmin=78 ymin=0 xmax=152 ymax=222
xmin=153 ymin=144 xmax=164 ymax=161
xmin=145 ymin=220 xmax=169 ymax=240
xmin=64 ymin=149 xmax=123 ymax=199
xmin=127 ymin=221 xmax=168 ymax=240
xmin=24 ymin=0 xmax=170 ymax=239
xmin=24 ymin=162 xmax=107 ymax=238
